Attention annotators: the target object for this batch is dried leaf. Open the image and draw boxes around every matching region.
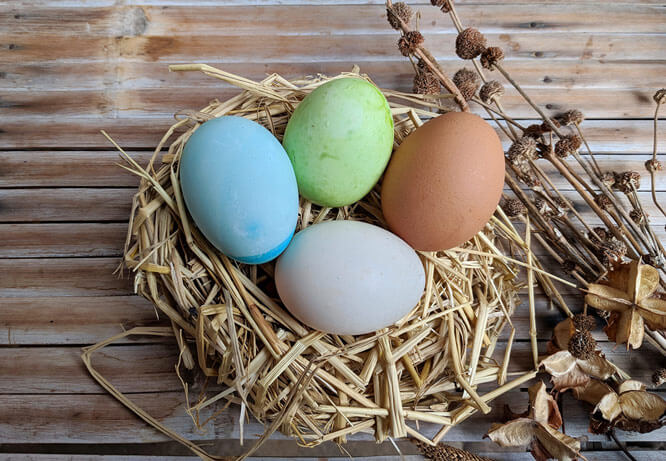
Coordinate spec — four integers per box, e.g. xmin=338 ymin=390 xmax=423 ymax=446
xmin=585 ymin=284 xmax=630 ymax=312
xmin=486 ymin=418 xmax=536 ymax=447
xmin=576 ymin=353 xmax=616 ymax=380
xmin=540 ymin=351 xmax=577 ymax=377
xmin=572 ymin=379 xmax=614 ymax=405
xmin=615 ymin=308 xmax=644 ymax=349
xmin=552 ymin=318 xmax=575 ymax=351
xmin=618 ymin=380 xmax=646 ymax=394
xmin=618 ymin=390 xmax=666 ymax=421
xmin=528 ymin=381 xmax=562 ymax=429
xmin=596 ymin=392 xmax=622 ymax=421
xmin=534 ymin=423 xmax=582 ymax=461
xmin=640 ymin=297 xmax=666 ymax=330
xmin=550 ymin=362 xmax=590 ymax=392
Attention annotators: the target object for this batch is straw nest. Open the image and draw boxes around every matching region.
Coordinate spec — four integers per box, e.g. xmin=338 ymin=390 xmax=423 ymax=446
xmin=95 ymin=64 xmax=570 ymax=456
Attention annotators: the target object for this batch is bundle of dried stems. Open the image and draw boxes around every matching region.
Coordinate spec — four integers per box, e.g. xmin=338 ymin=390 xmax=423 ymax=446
xmin=85 ymin=64 xmax=574 ymax=459
xmin=386 ymin=0 xmax=666 ymax=352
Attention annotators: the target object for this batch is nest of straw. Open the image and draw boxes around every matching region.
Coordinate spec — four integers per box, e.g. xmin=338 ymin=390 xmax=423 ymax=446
xmin=103 ymin=64 xmax=568 ymax=453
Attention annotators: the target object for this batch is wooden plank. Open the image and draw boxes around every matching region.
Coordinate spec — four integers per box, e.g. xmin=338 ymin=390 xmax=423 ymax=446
xmin=0 ymin=188 xmax=133 ymax=222
xmin=0 ymin=223 xmax=128 ymax=257
xmin=0 ymin=151 xmax=151 ymax=188
xmin=2 ymin=389 xmax=664 ymax=445
xmin=1 ymin=187 xmax=662 ymax=224
xmin=2 ymin=118 xmax=661 ymax=150
xmin=1 ymin=340 xmax=661 ymax=395
xmin=3 ymin=151 xmax=664 ymax=190
xmin=0 ymin=258 xmax=133 ymax=297
xmin=3 ymin=4 xmax=664 ymax=36
xmin=8 ymin=59 xmax=666 ymax=93
xmin=0 ymin=296 xmax=162 ymax=345
xmin=4 ymin=85 xmax=665 ymax=119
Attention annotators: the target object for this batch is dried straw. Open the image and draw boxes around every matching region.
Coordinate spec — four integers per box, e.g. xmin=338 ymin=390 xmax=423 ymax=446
xmin=91 ymin=64 xmax=568 ymax=458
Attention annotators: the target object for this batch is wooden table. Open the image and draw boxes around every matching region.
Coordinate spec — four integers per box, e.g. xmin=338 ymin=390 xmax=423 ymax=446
xmin=2 ymin=1 xmax=665 ymax=459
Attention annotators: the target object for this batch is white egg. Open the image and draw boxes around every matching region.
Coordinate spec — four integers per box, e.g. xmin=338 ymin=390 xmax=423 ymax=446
xmin=275 ymin=220 xmax=425 ymax=335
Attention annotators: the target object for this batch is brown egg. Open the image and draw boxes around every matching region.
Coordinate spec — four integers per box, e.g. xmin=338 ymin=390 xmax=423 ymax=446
xmin=381 ymin=111 xmax=505 ymax=251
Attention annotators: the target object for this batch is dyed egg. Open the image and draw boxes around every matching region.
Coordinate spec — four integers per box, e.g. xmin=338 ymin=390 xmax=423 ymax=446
xmin=275 ymin=220 xmax=425 ymax=335
xmin=282 ymin=78 xmax=394 ymax=207
xmin=180 ymin=116 xmax=299 ymax=264
xmin=381 ymin=112 xmax=505 ymax=251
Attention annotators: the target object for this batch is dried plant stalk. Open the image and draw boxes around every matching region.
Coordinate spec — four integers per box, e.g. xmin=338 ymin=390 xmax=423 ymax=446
xmin=90 ymin=65 xmax=574 ymax=458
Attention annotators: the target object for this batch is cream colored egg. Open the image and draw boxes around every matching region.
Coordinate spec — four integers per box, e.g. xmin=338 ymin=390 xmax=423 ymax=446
xmin=275 ymin=220 xmax=425 ymax=335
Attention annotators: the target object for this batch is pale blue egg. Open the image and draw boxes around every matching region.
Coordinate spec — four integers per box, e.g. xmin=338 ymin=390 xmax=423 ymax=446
xmin=180 ymin=116 xmax=299 ymax=264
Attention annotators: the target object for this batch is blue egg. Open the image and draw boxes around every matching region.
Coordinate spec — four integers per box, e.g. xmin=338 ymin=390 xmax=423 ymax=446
xmin=180 ymin=116 xmax=299 ymax=264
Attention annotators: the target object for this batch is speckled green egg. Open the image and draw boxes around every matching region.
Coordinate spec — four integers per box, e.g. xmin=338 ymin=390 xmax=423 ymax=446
xmin=282 ymin=78 xmax=394 ymax=207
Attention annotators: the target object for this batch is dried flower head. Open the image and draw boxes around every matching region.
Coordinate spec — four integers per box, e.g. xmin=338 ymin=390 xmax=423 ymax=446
xmin=413 ymin=71 xmax=441 ymax=95
xmin=398 ymin=30 xmax=424 ymax=57
xmin=645 ymin=159 xmax=663 ymax=173
xmin=601 ymin=172 xmax=616 ymax=188
xmin=613 ymin=171 xmax=641 ymax=193
xmin=600 ymin=237 xmax=627 ymax=267
xmin=502 ymin=198 xmax=527 ymax=218
xmin=589 ymin=227 xmax=610 ymax=243
xmin=556 ymin=110 xmax=584 ymax=126
xmin=507 ymin=136 xmax=538 ymax=163
xmin=554 ymin=135 xmax=581 ymax=158
xmin=573 ymin=314 xmax=596 ymax=332
xmin=521 ymin=173 xmax=542 ymax=187
xmin=594 ymin=193 xmax=612 ymax=211
xmin=523 ymin=124 xmax=544 ymax=139
xmin=430 ymin=0 xmax=452 ymax=12
xmin=387 ymin=2 xmax=412 ymax=30
xmin=414 ymin=440 xmax=493 ymax=461
xmin=568 ymin=330 xmax=596 ymax=360
xmin=653 ymin=368 xmax=666 ymax=387
xmin=453 ymin=68 xmax=480 ymax=100
xmin=540 ymin=118 xmax=561 ymax=133
xmin=479 ymin=80 xmax=504 ymax=104
xmin=554 ymin=196 xmax=570 ymax=211
xmin=480 ymin=46 xmax=504 ymax=70
xmin=596 ymin=308 xmax=611 ymax=320
xmin=416 ymin=58 xmax=429 ymax=73
xmin=630 ymin=209 xmax=647 ymax=224
xmin=535 ymin=198 xmax=566 ymax=219
xmin=455 ymin=28 xmax=486 ymax=60
xmin=561 ymin=259 xmax=577 ymax=274
xmin=654 ymin=88 xmax=666 ymax=105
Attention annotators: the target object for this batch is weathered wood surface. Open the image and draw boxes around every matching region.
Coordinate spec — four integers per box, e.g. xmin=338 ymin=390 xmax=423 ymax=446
xmin=1 ymin=0 xmax=665 ymax=459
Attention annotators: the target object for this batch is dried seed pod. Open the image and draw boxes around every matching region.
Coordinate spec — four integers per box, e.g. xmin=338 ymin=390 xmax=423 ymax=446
xmin=573 ymin=314 xmax=596 ymax=332
xmin=507 ymin=136 xmax=538 ymax=163
xmin=501 ymin=198 xmax=527 ymax=218
xmin=540 ymin=118 xmax=561 ymax=133
xmin=554 ymin=196 xmax=570 ymax=211
xmin=479 ymin=80 xmax=504 ymax=104
xmin=430 ymin=0 xmax=452 ymax=13
xmin=413 ymin=71 xmax=441 ymax=95
xmin=480 ymin=46 xmax=504 ymax=70
xmin=535 ymin=198 xmax=565 ymax=219
xmin=594 ymin=194 xmax=613 ymax=211
xmin=613 ymin=171 xmax=641 ymax=193
xmin=398 ymin=30 xmax=424 ymax=57
xmin=455 ymin=28 xmax=486 ymax=60
xmin=414 ymin=440 xmax=494 ymax=461
xmin=601 ymin=172 xmax=616 ymax=188
xmin=561 ymin=259 xmax=577 ymax=274
xmin=630 ymin=209 xmax=647 ymax=224
xmin=654 ymin=88 xmax=666 ymax=105
xmin=387 ymin=2 xmax=413 ymax=30
xmin=588 ymin=227 xmax=609 ymax=243
xmin=521 ymin=172 xmax=542 ymax=187
xmin=645 ymin=159 xmax=663 ymax=173
xmin=556 ymin=109 xmax=584 ymax=126
xmin=599 ymin=237 xmax=627 ymax=267
xmin=653 ymin=368 xmax=666 ymax=387
xmin=568 ymin=330 xmax=596 ymax=360
xmin=453 ymin=68 xmax=480 ymax=100
xmin=554 ymin=135 xmax=582 ymax=158
xmin=596 ymin=308 xmax=611 ymax=321
xmin=523 ymin=124 xmax=544 ymax=139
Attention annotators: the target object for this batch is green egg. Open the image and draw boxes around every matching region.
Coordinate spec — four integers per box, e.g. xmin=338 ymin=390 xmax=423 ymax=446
xmin=282 ymin=78 xmax=394 ymax=207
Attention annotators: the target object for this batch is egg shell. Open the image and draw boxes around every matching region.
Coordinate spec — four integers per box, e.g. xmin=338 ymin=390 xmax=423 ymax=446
xmin=381 ymin=112 xmax=505 ymax=251
xmin=282 ymin=78 xmax=394 ymax=207
xmin=180 ymin=116 xmax=299 ymax=264
xmin=275 ymin=220 xmax=425 ymax=335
